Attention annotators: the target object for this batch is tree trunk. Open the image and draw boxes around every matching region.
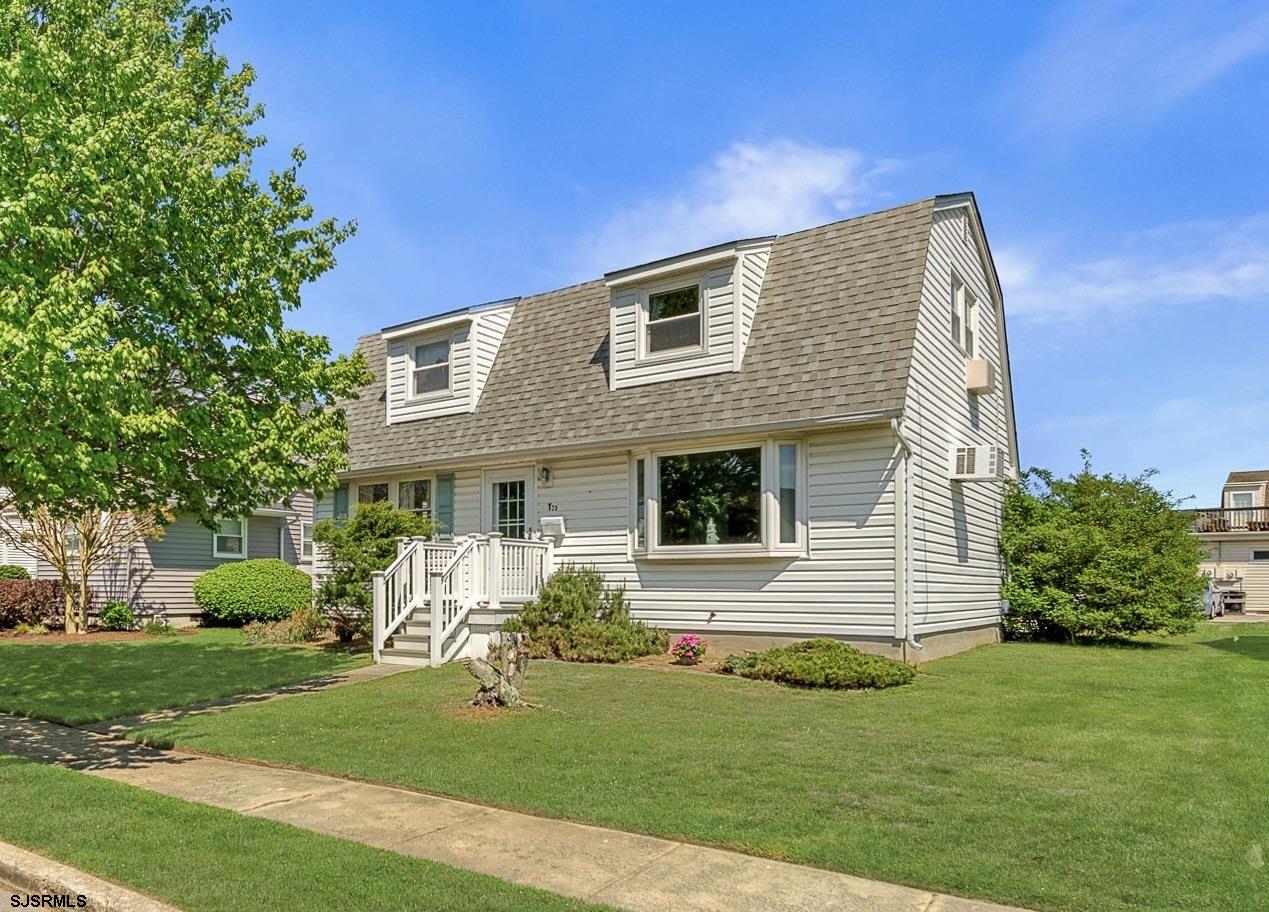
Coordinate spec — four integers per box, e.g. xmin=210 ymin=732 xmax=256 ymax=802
xmin=63 ymin=584 xmax=80 ymax=634
xmin=462 ymin=633 xmax=534 ymax=708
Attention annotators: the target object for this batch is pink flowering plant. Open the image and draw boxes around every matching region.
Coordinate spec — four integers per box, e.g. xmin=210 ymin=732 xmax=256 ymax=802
xmin=671 ymin=633 xmax=708 ymax=664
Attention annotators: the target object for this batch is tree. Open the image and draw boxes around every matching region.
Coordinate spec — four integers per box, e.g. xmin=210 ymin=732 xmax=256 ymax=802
xmin=0 ymin=1 xmax=369 ymax=527
xmin=312 ymin=502 xmax=432 ymax=642
xmin=1000 ymin=453 xmax=1206 ymax=643
xmin=0 ymin=506 xmax=168 ymax=632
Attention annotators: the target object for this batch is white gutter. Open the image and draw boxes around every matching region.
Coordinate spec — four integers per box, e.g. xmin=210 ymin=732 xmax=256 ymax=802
xmin=890 ymin=417 xmax=921 ymax=654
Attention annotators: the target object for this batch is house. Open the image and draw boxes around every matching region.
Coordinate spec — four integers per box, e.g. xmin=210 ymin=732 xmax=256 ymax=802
xmin=325 ymin=194 xmax=1019 ymax=666
xmin=1193 ymin=470 xmax=1269 ymax=614
xmin=14 ymin=500 xmax=316 ymax=625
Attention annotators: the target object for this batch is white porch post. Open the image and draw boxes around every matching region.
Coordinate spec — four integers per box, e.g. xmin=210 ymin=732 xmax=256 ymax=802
xmin=487 ymin=532 xmax=503 ymax=613
xmin=411 ymin=536 xmax=428 ymax=609
xmin=429 ymin=571 xmax=444 ymax=667
xmin=470 ymin=534 xmax=488 ymax=601
xmin=371 ymin=570 xmax=386 ymax=664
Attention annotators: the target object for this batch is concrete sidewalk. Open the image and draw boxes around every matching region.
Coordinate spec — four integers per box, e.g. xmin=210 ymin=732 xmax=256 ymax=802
xmin=0 ymin=714 xmax=1033 ymax=912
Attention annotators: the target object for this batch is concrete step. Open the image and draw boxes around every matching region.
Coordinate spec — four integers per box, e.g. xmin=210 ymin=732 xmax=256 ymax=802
xmin=392 ymin=633 xmax=431 ymax=648
xmin=379 ymin=646 xmax=432 ymax=667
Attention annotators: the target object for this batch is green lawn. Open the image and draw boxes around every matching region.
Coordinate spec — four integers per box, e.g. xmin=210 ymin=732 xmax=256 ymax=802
xmin=0 ymin=628 xmax=368 ymax=724
xmin=0 ymin=754 xmax=608 ymax=912
xmin=128 ymin=623 xmax=1269 ymax=912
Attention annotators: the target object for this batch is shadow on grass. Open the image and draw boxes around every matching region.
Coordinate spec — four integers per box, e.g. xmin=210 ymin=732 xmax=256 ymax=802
xmin=1200 ymin=634 xmax=1269 ymax=661
xmin=0 ymin=715 xmax=197 ymax=772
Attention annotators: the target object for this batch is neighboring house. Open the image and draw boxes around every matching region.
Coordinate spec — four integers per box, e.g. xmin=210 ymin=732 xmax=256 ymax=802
xmin=325 ymin=194 xmax=1019 ymax=666
xmin=1193 ymin=471 xmax=1269 ymax=614
xmin=26 ymin=499 xmax=316 ymax=624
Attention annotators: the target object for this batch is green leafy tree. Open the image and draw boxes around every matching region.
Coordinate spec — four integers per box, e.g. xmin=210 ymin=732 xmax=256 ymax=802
xmin=0 ymin=1 xmax=369 ymax=527
xmin=1001 ymin=453 xmax=1206 ymax=643
xmin=313 ymin=502 xmax=432 ymax=642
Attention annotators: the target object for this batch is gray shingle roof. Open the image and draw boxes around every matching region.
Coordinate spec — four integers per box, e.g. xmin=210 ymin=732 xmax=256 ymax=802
xmin=1226 ymin=471 xmax=1269 ymax=485
xmin=344 ymin=197 xmax=936 ymax=474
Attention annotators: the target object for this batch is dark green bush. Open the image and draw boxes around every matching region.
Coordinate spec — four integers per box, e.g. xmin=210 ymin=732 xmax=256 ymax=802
xmin=243 ymin=605 xmax=330 ymax=645
xmin=313 ymin=502 xmax=433 ymax=642
xmin=721 ymin=638 xmax=915 ymax=689
xmin=503 ymin=564 xmax=667 ymax=663
xmin=193 ymin=558 xmax=313 ymax=626
xmin=0 ymin=565 xmax=30 ymax=580
xmin=98 ymin=601 xmax=136 ymax=631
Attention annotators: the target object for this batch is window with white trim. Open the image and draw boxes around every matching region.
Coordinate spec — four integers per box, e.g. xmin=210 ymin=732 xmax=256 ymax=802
xmin=213 ymin=518 xmax=247 ymax=559
xmin=1230 ymin=492 xmax=1254 ymax=509
xmin=300 ymin=522 xmax=313 ymax=561
xmin=358 ymin=483 xmax=389 ymax=506
xmin=398 ymin=479 xmax=431 ymax=517
xmin=644 ymin=283 xmax=703 ymax=356
xmin=411 ymin=338 xmax=451 ymax=397
xmin=950 ymin=274 xmax=976 ymax=356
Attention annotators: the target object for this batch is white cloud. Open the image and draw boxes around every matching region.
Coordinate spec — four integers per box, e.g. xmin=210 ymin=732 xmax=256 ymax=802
xmin=1006 ymin=0 xmax=1269 ymax=137
xmin=1000 ymin=213 xmax=1269 ymax=321
xmin=575 ymin=139 xmax=899 ymax=275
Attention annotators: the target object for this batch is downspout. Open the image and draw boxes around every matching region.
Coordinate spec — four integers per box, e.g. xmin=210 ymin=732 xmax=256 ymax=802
xmin=890 ymin=417 xmax=922 ymax=657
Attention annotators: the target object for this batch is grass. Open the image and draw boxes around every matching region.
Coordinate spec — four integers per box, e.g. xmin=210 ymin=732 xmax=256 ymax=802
xmin=0 ymin=754 xmax=608 ymax=912
xmin=0 ymin=628 xmax=368 ymax=724
xmin=128 ymin=623 xmax=1269 ymax=912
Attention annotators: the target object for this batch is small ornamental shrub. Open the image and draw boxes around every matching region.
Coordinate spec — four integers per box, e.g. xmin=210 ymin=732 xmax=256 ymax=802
xmin=313 ymin=502 xmax=433 ymax=642
xmin=721 ymin=638 xmax=916 ymax=690
xmin=142 ymin=618 xmax=178 ymax=636
xmin=671 ymin=634 xmax=707 ymax=664
xmin=243 ymin=606 xmax=330 ymax=645
xmin=0 ymin=565 xmax=30 ymax=580
xmin=194 ymin=558 xmax=313 ymax=626
xmin=98 ymin=601 xmax=137 ymax=631
xmin=502 ymin=564 xmax=667 ymax=663
xmin=0 ymin=580 xmax=78 ymax=629
xmin=12 ymin=622 xmax=48 ymax=636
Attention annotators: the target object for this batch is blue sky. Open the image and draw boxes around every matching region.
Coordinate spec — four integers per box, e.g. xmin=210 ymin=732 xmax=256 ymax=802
xmin=216 ymin=0 xmax=1269 ymax=505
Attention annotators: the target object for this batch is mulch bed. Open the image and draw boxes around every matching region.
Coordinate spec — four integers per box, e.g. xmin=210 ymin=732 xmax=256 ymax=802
xmin=0 ymin=628 xmax=199 ymax=643
xmin=622 ymin=651 xmax=727 ymax=675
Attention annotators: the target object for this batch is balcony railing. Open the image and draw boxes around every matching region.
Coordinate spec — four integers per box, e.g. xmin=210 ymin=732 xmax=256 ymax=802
xmin=1190 ymin=507 xmax=1269 ymax=533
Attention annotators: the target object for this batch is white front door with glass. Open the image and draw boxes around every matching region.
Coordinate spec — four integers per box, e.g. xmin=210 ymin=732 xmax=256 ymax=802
xmin=488 ymin=469 xmax=533 ymax=539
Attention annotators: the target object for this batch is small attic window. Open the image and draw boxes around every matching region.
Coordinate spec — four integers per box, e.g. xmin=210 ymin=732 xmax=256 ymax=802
xmin=645 ymin=283 xmax=703 ymax=355
xmin=412 ymin=338 xmax=451 ymax=397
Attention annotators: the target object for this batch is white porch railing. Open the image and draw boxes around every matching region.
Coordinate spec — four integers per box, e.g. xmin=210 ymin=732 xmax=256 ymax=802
xmin=371 ymin=533 xmax=555 ymax=665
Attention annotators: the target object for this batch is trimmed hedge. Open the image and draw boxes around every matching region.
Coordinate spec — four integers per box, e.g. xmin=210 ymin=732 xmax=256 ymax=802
xmin=0 ymin=580 xmax=74 ymax=629
xmin=721 ymin=638 xmax=915 ymax=690
xmin=503 ymin=564 xmax=667 ymax=663
xmin=193 ymin=558 xmax=313 ymax=626
xmin=0 ymin=565 xmax=31 ymax=581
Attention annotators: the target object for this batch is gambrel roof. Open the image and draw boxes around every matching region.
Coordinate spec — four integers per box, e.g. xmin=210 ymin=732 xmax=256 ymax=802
xmin=344 ymin=197 xmax=942 ymax=474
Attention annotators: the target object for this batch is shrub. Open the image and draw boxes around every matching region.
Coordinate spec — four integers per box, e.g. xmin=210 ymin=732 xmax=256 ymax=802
xmin=0 ymin=580 xmax=78 ymax=630
xmin=671 ymin=634 xmax=707 ymax=664
xmin=502 ymin=564 xmax=667 ymax=662
xmin=0 ymin=565 xmax=30 ymax=580
xmin=721 ymin=638 xmax=916 ymax=690
xmin=194 ymin=558 xmax=313 ymax=626
xmin=313 ymin=502 xmax=433 ymax=642
xmin=243 ymin=606 xmax=330 ymax=645
xmin=142 ymin=618 xmax=178 ymax=636
xmin=12 ymin=622 xmax=48 ymax=636
xmin=98 ymin=601 xmax=136 ymax=631
xmin=1001 ymin=454 xmax=1206 ymax=643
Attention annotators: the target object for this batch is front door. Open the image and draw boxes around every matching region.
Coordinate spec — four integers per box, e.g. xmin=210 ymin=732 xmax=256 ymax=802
xmin=488 ymin=469 xmax=533 ymax=539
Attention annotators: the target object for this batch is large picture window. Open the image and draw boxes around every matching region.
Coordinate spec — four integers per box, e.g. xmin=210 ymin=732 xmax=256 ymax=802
xmin=645 ymin=284 xmax=702 ymax=354
xmin=657 ymin=447 xmax=762 ymax=546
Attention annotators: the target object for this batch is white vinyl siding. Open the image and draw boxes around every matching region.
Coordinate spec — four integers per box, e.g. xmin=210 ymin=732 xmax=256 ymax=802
xmin=1200 ymin=538 xmax=1269 ymax=613
xmin=901 ymin=205 xmax=1012 ymax=635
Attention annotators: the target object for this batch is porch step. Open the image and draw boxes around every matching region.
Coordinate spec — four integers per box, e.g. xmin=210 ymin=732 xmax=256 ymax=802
xmin=391 ymin=633 xmax=431 ymax=648
xmin=379 ymin=646 xmax=432 ymax=667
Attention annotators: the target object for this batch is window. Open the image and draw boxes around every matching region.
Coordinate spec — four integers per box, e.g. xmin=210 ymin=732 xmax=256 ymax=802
xmin=1252 ymin=550 xmax=1269 ymax=561
xmin=778 ymin=444 xmax=798 ymax=544
xmin=300 ymin=522 xmax=313 ymax=561
xmin=1230 ymin=492 xmax=1254 ymax=509
xmin=63 ymin=528 xmax=80 ymax=556
xmin=658 ymin=447 xmax=762 ymax=546
xmin=635 ymin=457 xmax=647 ymax=551
xmin=411 ymin=338 xmax=451 ymax=397
xmin=645 ymin=284 xmax=702 ymax=355
xmin=494 ymin=480 xmax=527 ymax=539
xmin=213 ymin=518 xmax=246 ymax=559
xmin=398 ymin=479 xmax=431 ymax=517
xmin=358 ymin=483 xmax=389 ymax=506
xmin=950 ymin=275 xmax=976 ymax=356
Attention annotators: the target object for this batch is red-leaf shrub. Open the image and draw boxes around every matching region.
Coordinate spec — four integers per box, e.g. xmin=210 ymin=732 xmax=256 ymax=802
xmin=0 ymin=580 xmax=92 ymax=630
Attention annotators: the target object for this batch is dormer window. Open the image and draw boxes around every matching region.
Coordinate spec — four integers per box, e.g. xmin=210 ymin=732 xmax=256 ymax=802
xmin=645 ymin=283 xmax=703 ymax=355
xmin=412 ymin=338 xmax=451 ymax=398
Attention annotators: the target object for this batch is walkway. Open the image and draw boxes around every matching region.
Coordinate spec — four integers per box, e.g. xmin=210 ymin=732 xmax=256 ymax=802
xmin=0 ymin=714 xmax=1033 ymax=912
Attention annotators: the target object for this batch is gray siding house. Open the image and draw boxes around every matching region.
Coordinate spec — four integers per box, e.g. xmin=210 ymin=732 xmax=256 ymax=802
xmin=327 ymin=195 xmax=1019 ymax=666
